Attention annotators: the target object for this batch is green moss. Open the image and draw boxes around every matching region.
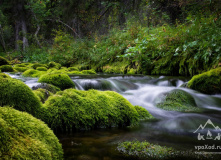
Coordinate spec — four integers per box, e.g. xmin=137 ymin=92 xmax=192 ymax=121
xmin=38 ymin=73 xmax=75 ymax=90
xmin=134 ymin=106 xmax=154 ymax=120
xmin=32 ymin=63 xmax=48 ymax=69
xmin=33 ymin=89 xmax=53 ymax=103
xmin=14 ymin=64 xmax=27 ymax=67
xmin=32 ymin=83 xmax=61 ymax=94
xmin=14 ymin=66 xmax=28 ymax=72
xmin=22 ymin=69 xmax=46 ymax=77
xmin=37 ymin=67 xmax=48 ymax=71
xmin=81 ymin=69 xmax=96 ymax=74
xmin=68 ymin=71 xmax=83 ymax=75
xmin=103 ymin=61 xmax=128 ymax=74
xmin=43 ymin=89 xmax=139 ymax=131
xmin=0 ymin=56 xmax=9 ymax=66
xmin=0 ymin=78 xmax=42 ymax=116
xmin=187 ymin=67 xmax=221 ymax=94
xmin=0 ymin=107 xmax=63 ymax=160
xmin=127 ymin=68 xmax=136 ymax=74
xmin=48 ymin=62 xmax=61 ymax=69
xmin=0 ymin=73 xmax=12 ymax=79
xmin=156 ymin=89 xmax=200 ymax=112
xmin=0 ymin=65 xmax=14 ymax=72
xmin=117 ymin=141 xmax=212 ymax=160
xmin=68 ymin=67 xmax=79 ymax=71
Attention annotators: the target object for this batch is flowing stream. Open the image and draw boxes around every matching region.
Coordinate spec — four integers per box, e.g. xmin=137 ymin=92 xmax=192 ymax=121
xmin=6 ymin=73 xmax=221 ymax=160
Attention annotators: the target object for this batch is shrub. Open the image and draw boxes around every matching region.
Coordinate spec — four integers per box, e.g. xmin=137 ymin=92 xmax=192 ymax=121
xmin=36 ymin=67 xmax=48 ymax=71
xmin=48 ymin=62 xmax=61 ymax=69
xmin=43 ymin=89 xmax=139 ymax=131
xmin=0 ymin=56 xmax=9 ymax=66
xmin=156 ymin=89 xmax=200 ymax=112
xmin=22 ymin=69 xmax=46 ymax=77
xmin=32 ymin=83 xmax=61 ymax=94
xmin=0 ymin=65 xmax=14 ymax=72
xmin=134 ymin=106 xmax=154 ymax=120
xmin=0 ymin=78 xmax=42 ymax=116
xmin=188 ymin=67 xmax=221 ymax=94
xmin=38 ymin=73 xmax=75 ymax=90
xmin=0 ymin=107 xmax=63 ymax=160
xmin=32 ymin=63 xmax=48 ymax=69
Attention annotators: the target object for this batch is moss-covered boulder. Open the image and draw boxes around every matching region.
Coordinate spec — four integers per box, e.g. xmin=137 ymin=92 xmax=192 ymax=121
xmin=0 ymin=73 xmax=11 ymax=79
xmin=32 ymin=63 xmax=48 ymax=69
xmin=156 ymin=89 xmax=200 ymax=112
xmin=37 ymin=67 xmax=48 ymax=71
xmin=0 ymin=65 xmax=14 ymax=72
xmin=188 ymin=67 xmax=221 ymax=94
xmin=48 ymin=62 xmax=61 ymax=69
xmin=0 ymin=56 xmax=9 ymax=66
xmin=33 ymin=88 xmax=53 ymax=103
xmin=38 ymin=73 xmax=75 ymax=90
xmin=32 ymin=83 xmax=61 ymax=94
xmin=43 ymin=89 xmax=139 ymax=131
xmin=14 ymin=66 xmax=28 ymax=72
xmin=0 ymin=78 xmax=42 ymax=116
xmin=0 ymin=107 xmax=63 ymax=160
xmin=14 ymin=64 xmax=27 ymax=67
xmin=22 ymin=69 xmax=46 ymax=77
xmin=68 ymin=67 xmax=79 ymax=71
xmin=81 ymin=69 xmax=96 ymax=74
xmin=134 ymin=106 xmax=154 ymax=120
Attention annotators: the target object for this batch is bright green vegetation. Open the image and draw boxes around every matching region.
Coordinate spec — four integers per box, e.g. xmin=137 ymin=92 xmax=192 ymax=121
xmin=156 ymin=89 xmax=200 ymax=112
xmin=0 ymin=77 xmax=42 ymax=116
xmin=188 ymin=67 xmax=221 ymax=94
xmin=36 ymin=67 xmax=48 ymax=71
xmin=38 ymin=74 xmax=75 ymax=90
xmin=117 ymin=141 xmax=212 ymax=160
xmin=134 ymin=106 xmax=154 ymax=120
xmin=32 ymin=83 xmax=61 ymax=94
xmin=33 ymin=88 xmax=53 ymax=103
xmin=23 ymin=69 xmax=46 ymax=77
xmin=81 ymin=69 xmax=96 ymax=74
xmin=14 ymin=66 xmax=28 ymax=72
xmin=48 ymin=62 xmax=61 ymax=70
xmin=32 ymin=63 xmax=48 ymax=69
xmin=0 ymin=73 xmax=11 ymax=79
xmin=42 ymin=89 xmax=139 ymax=131
xmin=0 ymin=65 xmax=14 ymax=72
xmin=68 ymin=67 xmax=79 ymax=71
xmin=0 ymin=56 xmax=9 ymax=66
xmin=14 ymin=64 xmax=27 ymax=67
xmin=0 ymin=107 xmax=63 ymax=160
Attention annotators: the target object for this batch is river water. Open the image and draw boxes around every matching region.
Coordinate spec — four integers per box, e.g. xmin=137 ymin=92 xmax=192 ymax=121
xmin=7 ymin=73 xmax=221 ymax=160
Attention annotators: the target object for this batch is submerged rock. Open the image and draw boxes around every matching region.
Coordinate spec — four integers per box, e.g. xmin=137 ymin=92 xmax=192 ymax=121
xmin=188 ymin=67 xmax=221 ymax=94
xmin=0 ymin=107 xmax=63 ymax=160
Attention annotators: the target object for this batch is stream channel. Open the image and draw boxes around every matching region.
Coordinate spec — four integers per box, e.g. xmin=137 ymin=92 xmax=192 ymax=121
xmin=7 ymin=73 xmax=221 ymax=160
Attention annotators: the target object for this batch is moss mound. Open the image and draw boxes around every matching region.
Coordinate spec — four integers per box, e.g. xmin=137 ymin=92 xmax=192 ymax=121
xmin=134 ymin=106 xmax=154 ymax=120
xmin=68 ymin=67 xmax=79 ymax=71
xmin=0 ymin=73 xmax=11 ymax=79
xmin=33 ymin=89 xmax=53 ymax=103
xmin=14 ymin=66 xmax=28 ymax=72
xmin=14 ymin=64 xmax=27 ymax=67
xmin=48 ymin=62 xmax=61 ymax=69
xmin=22 ymin=69 xmax=46 ymax=77
xmin=0 ymin=56 xmax=9 ymax=66
xmin=38 ymin=73 xmax=75 ymax=90
xmin=117 ymin=141 xmax=212 ymax=160
xmin=0 ymin=78 xmax=42 ymax=116
xmin=0 ymin=65 xmax=14 ymax=72
xmin=32 ymin=63 xmax=48 ymax=69
xmin=32 ymin=83 xmax=61 ymax=94
xmin=188 ymin=67 xmax=221 ymax=94
xmin=156 ymin=89 xmax=200 ymax=112
xmin=43 ymin=89 xmax=139 ymax=131
xmin=37 ymin=67 xmax=48 ymax=71
xmin=81 ymin=69 xmax=96 ymax=74
xmin=0 ymin=107 xmax=63 ymax=160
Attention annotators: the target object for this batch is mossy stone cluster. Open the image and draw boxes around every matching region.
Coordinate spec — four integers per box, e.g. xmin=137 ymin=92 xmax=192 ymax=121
xmin=0 ymin=56 xmax=9 ymax=66
xmin=42 ymin=89 xmax=139 ymax=131
xmin=37 ymin=67 xmax=48 ymax=71
xmin=0 ymin=65 xmax=14 ymax=72
xmin=0 ymin=77 xmax=42 ymax=116
xmin=38 ymin=73 xmax=75 ymax=90
xmin=156 ymin=89 xmax=200 ymax=112
xmin=32 ymin=83 xmax=61 ymax=94
xmin=48 ymin=62 xmax=61 ymax=69
xmin=0 ymin=107 xmax=63 ymax=160
xmin=23 ymin=69 xmax=46 ymax=77
xmin=32 ymin=63 xmax=48 ymax=69
xmin=188 ymin=67 xmax=221 ymax=94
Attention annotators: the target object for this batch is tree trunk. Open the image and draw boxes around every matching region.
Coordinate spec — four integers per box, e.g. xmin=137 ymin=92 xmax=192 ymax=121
xmin=0 ymin=24 xmax=6 ymax=52
xmin=15 ymin=21 xmax=20 ymax=51
xmin=21 ymin=15 xmax=29 ymax=51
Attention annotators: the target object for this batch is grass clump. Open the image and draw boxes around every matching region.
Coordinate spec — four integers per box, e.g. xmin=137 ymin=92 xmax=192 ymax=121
xmin=0 ymin=78 xmax=42 ymax=116
xmin=134 ymin=106 xmax=154 ymax=120
xmin=37 ymin=67 xmax=48 ymax=71
xmin=156 ymin=89 xmax=200 ymax=112
xmin=0 ymin=65 xmax=14 ymax=72
xmin=188 ymin=67 xmax=221 ymax=94
xmin=42 ymin=89 xmax=139 ymax=131
xmin=0 ymin=56 xmax=9 ymax=66
xmin=0 ymin=107 xmax=63 ymax=160
xmin=38 ymin=73 xmax=75 ymax=90
xmin=22 ymin=69 xmax=46 ymax=77
xmin=33 ymin=88 xmax=53 ymax=103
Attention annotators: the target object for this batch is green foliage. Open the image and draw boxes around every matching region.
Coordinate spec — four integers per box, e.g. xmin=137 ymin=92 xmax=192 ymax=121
xmin=48 ymin=62 xmax=62 ymax=69
xmin=157 ymin=89 xmax=200 ymax=112
xmin=0 ymin=73 xmax=12 ymax=79
xmin=38 ymin=73 xmax=75 ymax=90
xmin=37 ymin=67 xmax=48 ymax=71
xmin=68 ymin=67 xmax=79 ymax=71
xmin=23 ymin=69 xmax=46 ymax=77
xmin=134 ymin=106 xmax=154 ymax=120
xmin=32 ymin=83 xmax=61 ymax=94
xmin=0 ymin=78 xmax=42 ymax=117
xmin=14 ymin=66 xmax=29 ymax=72
xmin=43 ymin=89 xmax=139 ymax=131
xmin=0 ymin=107 xmax=63 ymax=160
xmin=14 ymin=64 xmax=27 ymax=67
xmin=33 ymin=88 xmax=52 ymax=103
xmin=188 ymin=67 xmax=221 ymax=94
xmin=32 ymin=63 xmax=48 ymax=69
xmin=81 ymin=69 xmax=96 ymax=74
xmin=0 ymin=65 xmax=14 ymax=72
xmin=0 ymin=56 xmax=9 ymax=66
